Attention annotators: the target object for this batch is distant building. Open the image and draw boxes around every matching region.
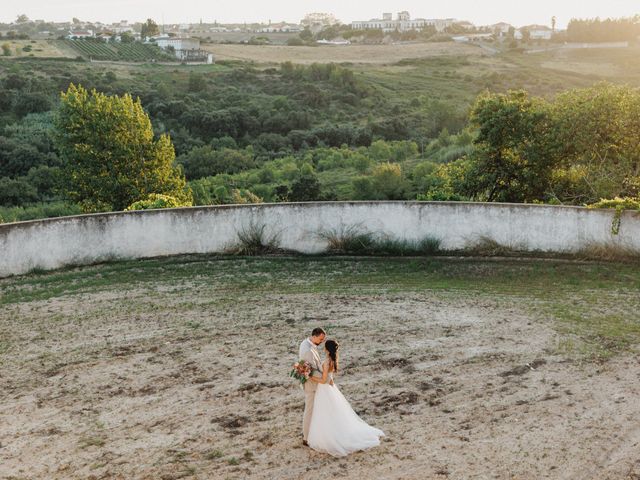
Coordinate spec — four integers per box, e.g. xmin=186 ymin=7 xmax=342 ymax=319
xmin=67 ymin=30 xmax=94 ymax=39
xmin=155 ymin=36 xmax=213 ymax=63
xmin=452 ymin=33 xmax=493 ymax=43
xmin=456 ymin=21 xmax=476 ymax=30
xmin=490 ymin=22 xmax=513 ymax=36
xmin=516 ymin=25 xmax=553 ymax=40
xmin=156 ymin=37 xmax=200 ymax=51
xmin=112 ymin=20 xmax=134 ymax=34
xmin=257 ymin=22 xmax=301 ymax=33
xmin=301 ymin=12 xmax=340 ymax=31
xmin=352 ymin=11 xmax=455 ymax=33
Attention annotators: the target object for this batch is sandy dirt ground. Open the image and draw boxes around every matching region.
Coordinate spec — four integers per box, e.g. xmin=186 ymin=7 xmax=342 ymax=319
xmin=203 ymin=42 xmax=485 ymax=65
xmin=1 ymin=269 xmax=640 ymax=480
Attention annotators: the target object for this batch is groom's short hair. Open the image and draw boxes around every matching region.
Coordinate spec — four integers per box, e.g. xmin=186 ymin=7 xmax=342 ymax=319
xmin=311 ymin=327 xmax=326 ymax=337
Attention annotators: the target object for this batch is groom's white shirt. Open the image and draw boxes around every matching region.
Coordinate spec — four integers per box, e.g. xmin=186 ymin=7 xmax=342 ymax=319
xmin=299 ymin=338 xmax=322 ymax=376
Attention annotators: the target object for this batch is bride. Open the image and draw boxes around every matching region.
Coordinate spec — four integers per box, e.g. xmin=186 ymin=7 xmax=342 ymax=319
xmin=306 ymin=340 xmax=385 ymax=457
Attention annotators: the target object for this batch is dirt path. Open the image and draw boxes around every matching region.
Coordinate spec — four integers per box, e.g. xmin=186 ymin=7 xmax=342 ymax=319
xmin=1 ymin=283 xmax=639 ymax=479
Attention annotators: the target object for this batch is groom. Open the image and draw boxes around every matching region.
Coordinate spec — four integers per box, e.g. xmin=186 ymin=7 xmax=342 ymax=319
xmin=299 ymin=327 xmax=326 ymax=446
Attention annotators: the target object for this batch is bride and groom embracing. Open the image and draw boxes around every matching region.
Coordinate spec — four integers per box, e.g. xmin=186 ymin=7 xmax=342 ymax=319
xmin=298 ymin=327 xmax=384 ymax=457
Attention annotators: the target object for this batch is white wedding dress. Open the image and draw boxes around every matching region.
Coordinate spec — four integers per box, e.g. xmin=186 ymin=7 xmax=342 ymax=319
xmin=307 ymin=364 xmax=384 ymax=457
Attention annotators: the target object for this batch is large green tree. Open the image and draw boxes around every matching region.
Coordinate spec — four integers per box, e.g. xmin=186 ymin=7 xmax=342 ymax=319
xmin=463 ymin=90 xmax=557 ymax=202
xmin=551 ymin=83 xmax=640 ymax=202
xmin=55 ymin=84 xmax=192 ymax=212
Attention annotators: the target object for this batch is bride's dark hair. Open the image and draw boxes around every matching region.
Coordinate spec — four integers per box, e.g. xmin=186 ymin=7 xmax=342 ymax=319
xmin=325 ymin=339 xmax=339 ymax=372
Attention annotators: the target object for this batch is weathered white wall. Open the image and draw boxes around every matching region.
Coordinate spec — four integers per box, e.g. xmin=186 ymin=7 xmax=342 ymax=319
xmin=1 ymin=201 xmax=638 ymax=278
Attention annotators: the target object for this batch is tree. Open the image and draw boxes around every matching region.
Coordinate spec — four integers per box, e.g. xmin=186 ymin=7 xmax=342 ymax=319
xmin=551 ymin=83 xmax=640 ymax=202
xmin=177 ymin=146 xmax=255 ymax=179
xmin=0 ymin=177 xmax=38 ymax=206
xmin=299 ymin=28 xmax=313 ymax=42
xmin=464 ymin=90 xmax=557 ymax=202
xmin=371 ymin=162 xmax=407 ymax=200
xmin=16 ymin=14 xmax=29 ymax=24
xmin=566 ymin=16 xmax=640 ymax=43
xmin=54 ymin=84 xmax=192 ymax=212
xmin=141 ymin=18 xmax=160 ymax=39
xmin=551 ymin=16 xmax=557 ymax=33
xmin=289 ymin=173 xmax=322 ymax=201
xmin=1 ymin=43 xmax=11 ymax=57
xmin=120 ymin=31 xmax=134 ymax=43
xmin=187 ymin=72 xmax=207 ymax=92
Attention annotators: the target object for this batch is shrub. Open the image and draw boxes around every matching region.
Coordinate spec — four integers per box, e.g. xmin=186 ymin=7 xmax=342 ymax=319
xmin=371 ymin=162 xmax=407 ymax=200
xmin=588 ymin=197 xmax=640 ymax=235
xmin=226 ymin=223 xmax=281 ymax=255
xmin=230 ymin=189 xmax=263 ymax=204
xmin=320 ymin=226 xmax=441 ymax=256
xmin=125 ymin=193 xmax=191 ymax=211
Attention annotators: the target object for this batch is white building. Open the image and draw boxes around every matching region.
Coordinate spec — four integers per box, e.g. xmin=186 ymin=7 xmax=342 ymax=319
xmin=490 ymin=22 xmax=513 ymax=37
xmin=67 ymin=30 xmax=94 ymax=39
xmin=257 ymin=22 xmax=302 ymax=33
xmin=515 ymin=25 xmax=553 ymax=40
xmin=155 ymin=36 xmax=213 ymax=63
xmin=301 ymin=12 xmax=340 ymax=31
xmin=156 ymin=37 xmax=200 ymax=51
xmin=352 ymin=11 xmax=455 ymax=33
xmin=112 ymin=20 xmax=134 ymax=34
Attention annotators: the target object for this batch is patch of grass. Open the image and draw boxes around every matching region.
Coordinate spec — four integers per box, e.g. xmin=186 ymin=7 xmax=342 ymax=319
xmin=321 ymin=226 xmax=441 ymax=256
xmin=205 ymin=449 xmax=224 ymax=460
xmin=374 ymin=236 xmax=442 ymax=256
xmin=321 ymin=226 xmax=375 ymax=253
xmin=225 ymin=223 xmax=283 ymax=256
xmin=573 ymin=243 xmax=640 ymax=263
xmin=553 ymin=310 xmax=640 ymax=361
xmin=78 ymin=435 xmax=106 ymax=449
xmin=461 ymin=236 xmax=526 ymax=257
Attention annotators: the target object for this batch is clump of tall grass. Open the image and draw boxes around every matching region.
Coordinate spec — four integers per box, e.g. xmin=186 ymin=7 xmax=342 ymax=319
xmin=225 ymin=223 xmax=282 ymax=256
xmin=573 ymin=243 xmax=640 ymax=263
xmin=320 ymin=226 xmax=441 ymax=256
xmin=462 ymin=236 xmax=526 ymax=257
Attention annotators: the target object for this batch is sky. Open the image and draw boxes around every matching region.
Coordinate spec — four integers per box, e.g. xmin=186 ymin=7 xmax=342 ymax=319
xmin=1 ymin=0 xmax=639 ymax=28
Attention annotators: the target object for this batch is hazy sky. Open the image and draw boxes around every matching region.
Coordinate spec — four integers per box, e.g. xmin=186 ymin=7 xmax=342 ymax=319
xmin=2 ymin=0 xmax=639 ymax=28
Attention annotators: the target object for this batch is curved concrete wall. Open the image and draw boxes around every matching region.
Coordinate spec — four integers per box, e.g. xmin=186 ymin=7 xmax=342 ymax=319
xmin=1 ymin=201 xmax=639 ymax=278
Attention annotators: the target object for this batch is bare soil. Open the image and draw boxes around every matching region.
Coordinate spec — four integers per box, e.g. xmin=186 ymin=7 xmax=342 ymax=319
xmin=1 ymin=266 xmax=639 ymax=480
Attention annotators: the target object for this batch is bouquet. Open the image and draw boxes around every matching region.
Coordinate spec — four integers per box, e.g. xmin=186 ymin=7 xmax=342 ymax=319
xmin=289 ymin=359 xmax=313 ymax=385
